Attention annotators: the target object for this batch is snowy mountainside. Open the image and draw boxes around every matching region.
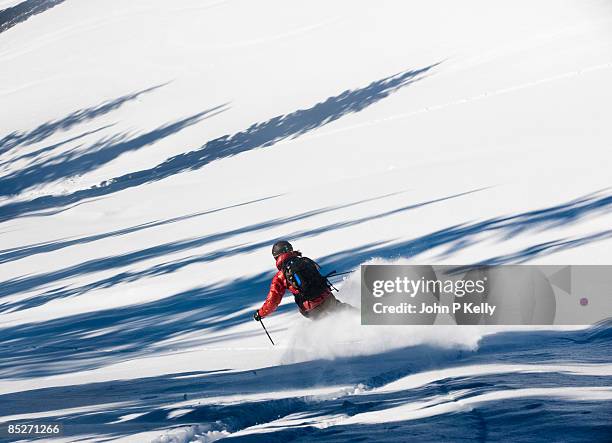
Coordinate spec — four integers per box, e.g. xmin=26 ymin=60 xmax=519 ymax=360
xmin=1 ymin=0 xmax=611 ymax=441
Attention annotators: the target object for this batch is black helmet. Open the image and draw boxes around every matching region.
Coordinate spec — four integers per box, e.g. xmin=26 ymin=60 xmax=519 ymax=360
xmin=272 ymin=240 xmax=293 ymax=258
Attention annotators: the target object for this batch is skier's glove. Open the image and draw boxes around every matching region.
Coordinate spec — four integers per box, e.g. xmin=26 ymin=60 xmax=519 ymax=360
xmin=253 ymin=310 xmax=262 ymax=322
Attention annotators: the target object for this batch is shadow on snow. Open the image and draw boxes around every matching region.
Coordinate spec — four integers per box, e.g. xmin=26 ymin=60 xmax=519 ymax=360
xmin=0 ymin=0 xmax=65 ymax=34
xmin=0 ymin=64 xmax=437 ymax=222
xmin=0 ymin=104 xmax=228 ymax=196
xmin=0 ymin=194 xmax=281 ymax=265
xmin=0 ymin=323 xmax=610 ymax=442
xmin=0 ymin=83 xmax=166 ymax=156
xmin=0 ymin=191 xmax=611 ymax=379
xmin=0 ymin=189 xmax=477 ymax=310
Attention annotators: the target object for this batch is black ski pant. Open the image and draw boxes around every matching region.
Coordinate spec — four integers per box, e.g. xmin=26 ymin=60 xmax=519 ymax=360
xmin=300 ymin=294 xmax=357 ymax=320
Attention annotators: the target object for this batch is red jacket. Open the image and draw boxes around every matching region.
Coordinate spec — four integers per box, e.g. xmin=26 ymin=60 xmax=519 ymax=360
xmin=258 ymin=251 xmax=330 ymax=318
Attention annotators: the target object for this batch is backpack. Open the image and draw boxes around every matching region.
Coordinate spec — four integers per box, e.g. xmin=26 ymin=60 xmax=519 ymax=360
xmin=281 ymin=256 xmax=330 ymax=305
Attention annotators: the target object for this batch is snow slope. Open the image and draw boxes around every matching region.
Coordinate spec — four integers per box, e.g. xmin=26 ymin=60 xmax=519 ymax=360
xmin=1 ymin=0 xmax=611 ymax=441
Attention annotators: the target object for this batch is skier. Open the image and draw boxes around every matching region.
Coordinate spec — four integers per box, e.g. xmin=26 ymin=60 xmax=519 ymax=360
xmin=253 ymin=240 xmax=355 ymax=322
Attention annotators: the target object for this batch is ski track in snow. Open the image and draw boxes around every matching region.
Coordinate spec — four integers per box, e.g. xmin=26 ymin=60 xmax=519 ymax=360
xmin=283 ymin=61 xmax=612 ymax=148
xmin=214 ymin=18 xmax=342 ymax=50
xmin=0 ymin=13 xmax=131 ymax=61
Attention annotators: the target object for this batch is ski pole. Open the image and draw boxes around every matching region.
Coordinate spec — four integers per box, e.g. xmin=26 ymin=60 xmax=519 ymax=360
xmin=259 ymin=318 xmax=275 ymax=346
xmin=327 ymin=270 xmax=356 ymax=277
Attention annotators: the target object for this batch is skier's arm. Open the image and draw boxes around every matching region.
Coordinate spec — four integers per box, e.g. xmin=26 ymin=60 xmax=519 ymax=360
xmin=258 ymin=271 xmax=287 ymax=318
